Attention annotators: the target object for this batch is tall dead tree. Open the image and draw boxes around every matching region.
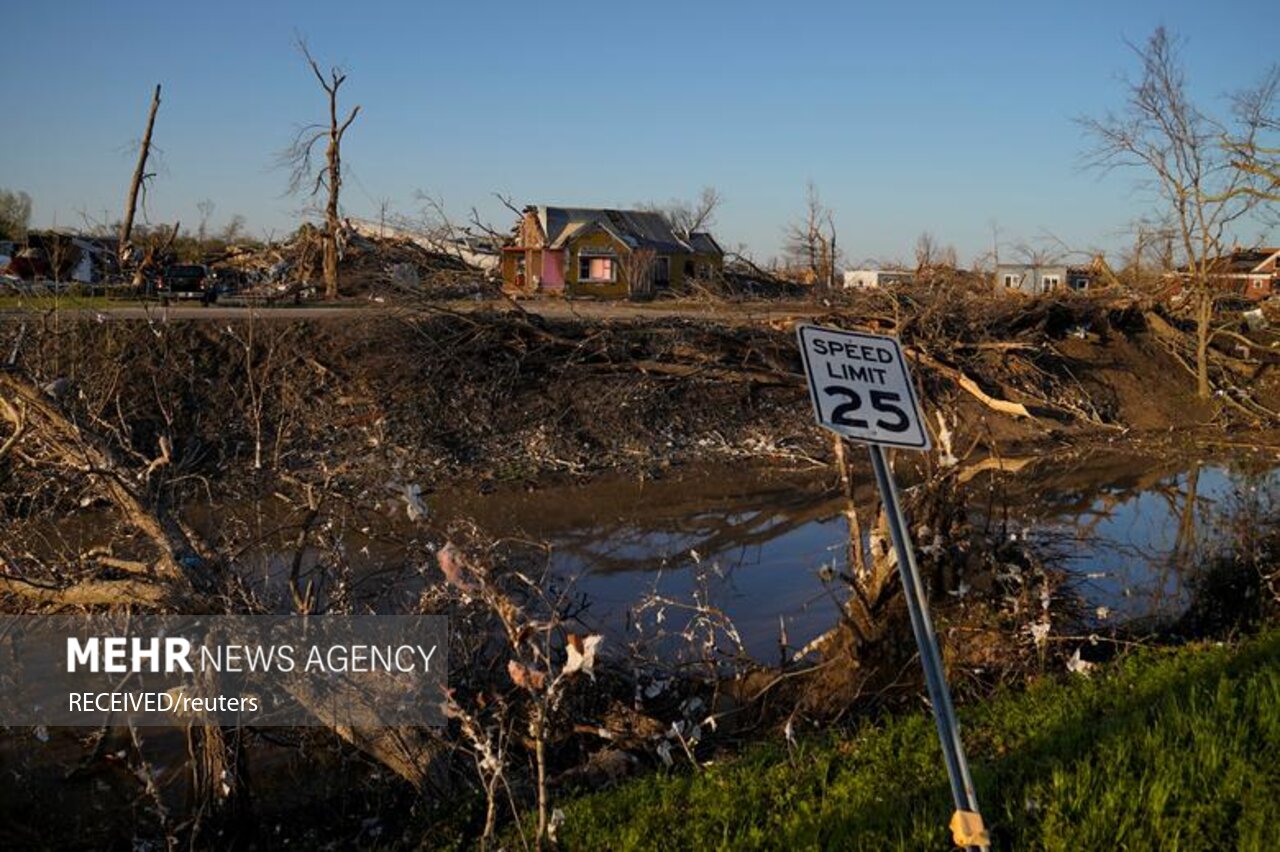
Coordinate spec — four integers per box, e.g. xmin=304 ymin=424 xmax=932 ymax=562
xmin=119 ymin=84 xmax=161 ymax=265
xmin=282 ymin=40 xmax=360 ymax=301
xmin=1081 ymin=27 xmax=1277 ymax=399
xmin=784 ymin=181 xmax=839 ymax=289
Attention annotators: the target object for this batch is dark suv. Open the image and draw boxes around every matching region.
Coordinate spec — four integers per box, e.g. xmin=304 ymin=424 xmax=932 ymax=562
xmin=158 ymin=264 xmax=214 ymax=305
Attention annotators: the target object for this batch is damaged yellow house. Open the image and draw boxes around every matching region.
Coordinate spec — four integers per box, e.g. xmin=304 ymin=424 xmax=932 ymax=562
xmin=501 ymin=206 xmax=723 ymax=298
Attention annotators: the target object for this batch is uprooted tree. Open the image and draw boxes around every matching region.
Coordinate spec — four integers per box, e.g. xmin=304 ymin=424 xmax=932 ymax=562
xmin=1080 ymin=27 xmax=1278 ymax=399
xmin=281 ymin=38 xmax=361 ymax=301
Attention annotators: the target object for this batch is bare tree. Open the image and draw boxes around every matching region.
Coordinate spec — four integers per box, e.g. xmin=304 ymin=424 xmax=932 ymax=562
xmin=281 ymin=39 xmax=360 ymax=301
xmin=620 ymin=246 xmax=656 ymax=300
xmin=1115 ymin=219 xmax=1177 ymax=291
xmin=644 ymin=187 xmax=722 ymax=238
xmin=1221 ymin=71 xmax=1280 ymax=208
xmin=986 ymin=219 xmax=1003 ymax=292
xmin=914 ymin=231 xmax=958 ymax=274
xmin=0 ymin=188 xmax=32 ymax=241
xmin=196 ymin=198 xmax=215 ymax=248
xmin=120 ymin=84 xmax=161 ymax=265
xmin=1080 ymin=27 xmax=1278 ymax=398
xmin=783 ymin=181 xmax=839 ymax=289
xmin=914 ymin=231 xmax=937 ymax=272
xmin=221 ymin=214 xmax=246 ymax=244
xmin=136 ymin=222 xmax=180 ymax=290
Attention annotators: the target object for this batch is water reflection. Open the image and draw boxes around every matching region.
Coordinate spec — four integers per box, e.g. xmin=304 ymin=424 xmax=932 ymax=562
xmin=14 ymin=451 xmax=1275 ymax=661
xmin=434 ymin=450 xmax=1280 ymax=659
xmin=435 ymin=466 xmax=856 ymax=660
xmin=1023 ymin=455 xmax=1280 ymax=625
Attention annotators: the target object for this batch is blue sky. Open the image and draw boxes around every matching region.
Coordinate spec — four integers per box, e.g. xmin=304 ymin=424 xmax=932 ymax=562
xmin=2 ymin=0 xmax=1274 ymax=264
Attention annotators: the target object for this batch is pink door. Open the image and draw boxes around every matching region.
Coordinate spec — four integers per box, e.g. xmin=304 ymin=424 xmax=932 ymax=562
xmin=543 ymin=250 xmax=565 ymax=292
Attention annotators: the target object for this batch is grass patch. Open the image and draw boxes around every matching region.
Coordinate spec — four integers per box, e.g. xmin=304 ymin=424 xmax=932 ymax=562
xmin=544 ymin=632 xmax=1280 ymax=850
xmin=0 ymin=294 xmax=136 ymax=311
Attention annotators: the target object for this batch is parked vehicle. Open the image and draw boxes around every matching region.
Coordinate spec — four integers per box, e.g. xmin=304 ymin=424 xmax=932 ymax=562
xmin=158 ymin=264 xmax=214 ymax=305
xmin=208 ymin=267 xmax=243 ymax=298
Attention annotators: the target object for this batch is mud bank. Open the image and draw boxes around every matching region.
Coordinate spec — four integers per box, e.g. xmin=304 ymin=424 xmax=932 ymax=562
xmin=1 ymin=297 xmax=1274 ymax=500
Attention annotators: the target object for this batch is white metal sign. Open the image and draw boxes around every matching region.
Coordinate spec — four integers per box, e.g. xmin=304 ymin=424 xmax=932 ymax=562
xmin=796 ymin=324 xmax=931 ymax=450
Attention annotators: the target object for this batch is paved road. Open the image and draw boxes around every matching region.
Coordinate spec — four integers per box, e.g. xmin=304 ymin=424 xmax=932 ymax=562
xmin=0 ymin=299 xmax=826 ymax=325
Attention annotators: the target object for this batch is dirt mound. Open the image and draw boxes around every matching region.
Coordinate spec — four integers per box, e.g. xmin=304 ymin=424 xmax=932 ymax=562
xmin=1 ymin=295 xmax=1274 ymax=499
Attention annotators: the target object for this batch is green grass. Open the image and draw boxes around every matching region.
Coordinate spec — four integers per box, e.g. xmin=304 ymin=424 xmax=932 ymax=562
xmin=542 ymin=632 xmax=1280 ymax=851
xmin=0 ymin=293 xmax=134 ymax=310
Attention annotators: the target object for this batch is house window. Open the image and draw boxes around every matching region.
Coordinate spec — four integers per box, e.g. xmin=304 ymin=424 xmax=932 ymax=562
xmin=1003 ymin=274 xmax=1017 ymax=288
xmin=578 ymin=255 xmax=615 ymax=282
xmin=1043 ymin=275 xmax=1060 ymax=289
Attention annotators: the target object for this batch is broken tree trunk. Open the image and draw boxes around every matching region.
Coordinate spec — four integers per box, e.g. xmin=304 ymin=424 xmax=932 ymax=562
xmin=119 ymin=84 xmax=161 ymax=265
xmin=306 ymin=46 xmax=360 ymax=302
xmin=133 ymin=220 xmax=180 ymax=288
xmin=0 ymin=368 xmax=444 ymax=790
xmin=908 ymin=349 xmax=1034 ymax=419
xmin=0 ymin=370 xmax=196 ymax=592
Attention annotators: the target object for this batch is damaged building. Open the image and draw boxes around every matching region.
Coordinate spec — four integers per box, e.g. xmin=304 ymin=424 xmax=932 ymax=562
xmin=1 ymin=231 xmax=119 ymax=284
xmin=501 ymin=206 xmax=723 ymax=298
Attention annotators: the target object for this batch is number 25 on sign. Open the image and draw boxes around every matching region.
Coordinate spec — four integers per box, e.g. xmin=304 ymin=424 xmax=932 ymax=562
xmin=795 ymin=324 xmax=930 ymax=449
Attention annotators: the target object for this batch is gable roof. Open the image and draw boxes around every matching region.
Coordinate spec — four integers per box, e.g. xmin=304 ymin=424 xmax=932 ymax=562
xmin=533 ymin=206 xmax=720 ymax=255
xmin=1202 ymin=247 xmax=1280 ymax=276
xmin=686 ymin=231 xmax=722 ymax=256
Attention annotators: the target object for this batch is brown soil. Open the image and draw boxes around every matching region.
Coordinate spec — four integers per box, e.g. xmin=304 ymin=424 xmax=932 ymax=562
xmin=0 ymin=295 xmax=1273 ymax=503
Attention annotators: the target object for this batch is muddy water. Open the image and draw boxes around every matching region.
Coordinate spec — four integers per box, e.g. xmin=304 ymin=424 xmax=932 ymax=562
xmin=19 ymin=448 xmax=1277 ymax=660
xmin=430 ymin=448 xmax=1280 ymax=659
xmin=437 ymin=465 xmax=851 ymax=662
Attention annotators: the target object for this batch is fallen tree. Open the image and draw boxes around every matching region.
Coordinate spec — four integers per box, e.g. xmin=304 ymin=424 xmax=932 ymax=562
xmin=0 ymin=366 xmax=446 ymax=797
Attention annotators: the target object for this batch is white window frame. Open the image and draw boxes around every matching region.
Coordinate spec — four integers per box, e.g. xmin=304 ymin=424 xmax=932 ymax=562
xmin=1003 ymin=274 xmax=1017 ymax=288
xmin=578 ymin=253 xmax=617 ymax=283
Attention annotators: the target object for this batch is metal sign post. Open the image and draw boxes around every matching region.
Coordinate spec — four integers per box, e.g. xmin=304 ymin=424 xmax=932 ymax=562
xmin=797 ymin=324 xmax=988 ymax=850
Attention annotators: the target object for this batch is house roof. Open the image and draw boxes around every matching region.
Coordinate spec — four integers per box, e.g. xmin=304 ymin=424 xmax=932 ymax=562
xmin=1228 ymin=247 xmax=1278 ymax=274
xmin=996 ymin=263 xmax=1068 ymax=274
xmin=685 ymin=231 xmax=722 ymax=255
xmin=534 ymin=206 xmax=721 ymax=255
xmin=1194 ymin=247 xmax=1280 ymax=276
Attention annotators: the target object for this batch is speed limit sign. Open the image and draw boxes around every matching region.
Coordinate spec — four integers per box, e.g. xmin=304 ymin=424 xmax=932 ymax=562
xmin=796 ymin=323 xmax=987 ymax=847
xmin=795 ymin=324 xmax=931 ymax=451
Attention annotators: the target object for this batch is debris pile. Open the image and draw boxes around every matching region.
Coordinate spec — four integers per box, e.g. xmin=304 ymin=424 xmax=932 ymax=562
xmin=207 ymin=221 xmax=496 ymax=301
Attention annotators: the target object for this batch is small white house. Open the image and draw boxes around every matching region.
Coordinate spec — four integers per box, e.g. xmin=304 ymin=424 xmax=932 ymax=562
xmin=842 ymin=268 xmax=916 ymax=289
xmin=996 ymin=264 xmax=1073 ymax=295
